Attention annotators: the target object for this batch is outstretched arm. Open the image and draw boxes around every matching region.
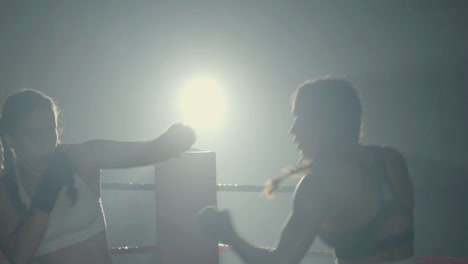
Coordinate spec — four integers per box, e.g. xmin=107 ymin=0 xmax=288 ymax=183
xmin=62 ymin=123 xmax=195 ymax=170
xmin=200 ymin=174 xmax=325 ymax=264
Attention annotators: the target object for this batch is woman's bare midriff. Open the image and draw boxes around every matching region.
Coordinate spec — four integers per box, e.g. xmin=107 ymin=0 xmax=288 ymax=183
xmin=34 ymin=231 xmax=112 ymax=264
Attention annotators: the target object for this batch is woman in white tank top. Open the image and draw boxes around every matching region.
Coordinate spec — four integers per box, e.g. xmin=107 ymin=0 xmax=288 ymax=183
xmin=0 ymin=90 xmax=195 ymax=264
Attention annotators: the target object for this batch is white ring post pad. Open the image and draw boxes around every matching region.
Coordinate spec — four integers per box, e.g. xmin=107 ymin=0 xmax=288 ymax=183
xmin=155 ymin=151 xmax=218 ymax=264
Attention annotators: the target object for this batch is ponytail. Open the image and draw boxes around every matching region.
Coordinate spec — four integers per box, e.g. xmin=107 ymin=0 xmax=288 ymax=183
xmin=263 ymin=158 xmax=313 ymax=198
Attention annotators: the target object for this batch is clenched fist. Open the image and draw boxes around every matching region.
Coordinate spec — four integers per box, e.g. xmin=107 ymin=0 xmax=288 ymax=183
xmin=155 ymin=123 xmax=196 ymax=159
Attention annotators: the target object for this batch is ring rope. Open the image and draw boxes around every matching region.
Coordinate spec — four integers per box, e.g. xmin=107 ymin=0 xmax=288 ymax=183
xmin=101 ymin=183 xmax=294 ymax=193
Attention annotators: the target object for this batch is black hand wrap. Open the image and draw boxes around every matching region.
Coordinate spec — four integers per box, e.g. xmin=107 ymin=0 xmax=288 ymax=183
xmin=31 ymin=147 xmax=77 ymax=213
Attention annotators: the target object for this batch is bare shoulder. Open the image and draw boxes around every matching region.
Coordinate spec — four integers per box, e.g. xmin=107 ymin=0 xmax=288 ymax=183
xmin=374 ymin=146 xmax=414 ymax=208
xmin=374 ymin=146 xmax=410 ymax=182
xmin=309 ymin=153 xmax=365 ymax=188
xmin=379 ymin=146 xmax=408 ymax=167
xmin=290 ymin=173 xmax=328 ymax=225
xmin=59 ymin=143 xmax=95 ymax=171
xmin=292 ymin=158 xmax=355 ymax=211
xmin=59 ymin=144 xmax=101 ymax=193
xmin=58 ymin=143 xmax=82 ymax=162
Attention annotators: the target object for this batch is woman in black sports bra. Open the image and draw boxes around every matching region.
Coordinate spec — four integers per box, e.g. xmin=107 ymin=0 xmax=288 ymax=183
xmin=200 ymin=78 xmax=415 ymax=264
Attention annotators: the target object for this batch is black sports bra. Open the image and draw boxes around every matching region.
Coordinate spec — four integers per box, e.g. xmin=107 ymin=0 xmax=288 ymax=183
xmin=319 ymin=148 xmax=414 ymax=261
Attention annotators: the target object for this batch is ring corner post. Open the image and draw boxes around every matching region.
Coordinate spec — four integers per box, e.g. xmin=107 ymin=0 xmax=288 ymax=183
xmin=155 ymin=151 xmax=219 ymax=264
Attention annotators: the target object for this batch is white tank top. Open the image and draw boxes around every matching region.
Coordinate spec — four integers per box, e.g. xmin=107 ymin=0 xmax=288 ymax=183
xmin=16 ymin=173 xmax=106 ymax=256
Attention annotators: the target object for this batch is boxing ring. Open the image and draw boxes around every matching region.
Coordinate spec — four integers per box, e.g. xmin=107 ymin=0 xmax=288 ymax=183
xmin=0 ymin=151 xmax=466 ymax=264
